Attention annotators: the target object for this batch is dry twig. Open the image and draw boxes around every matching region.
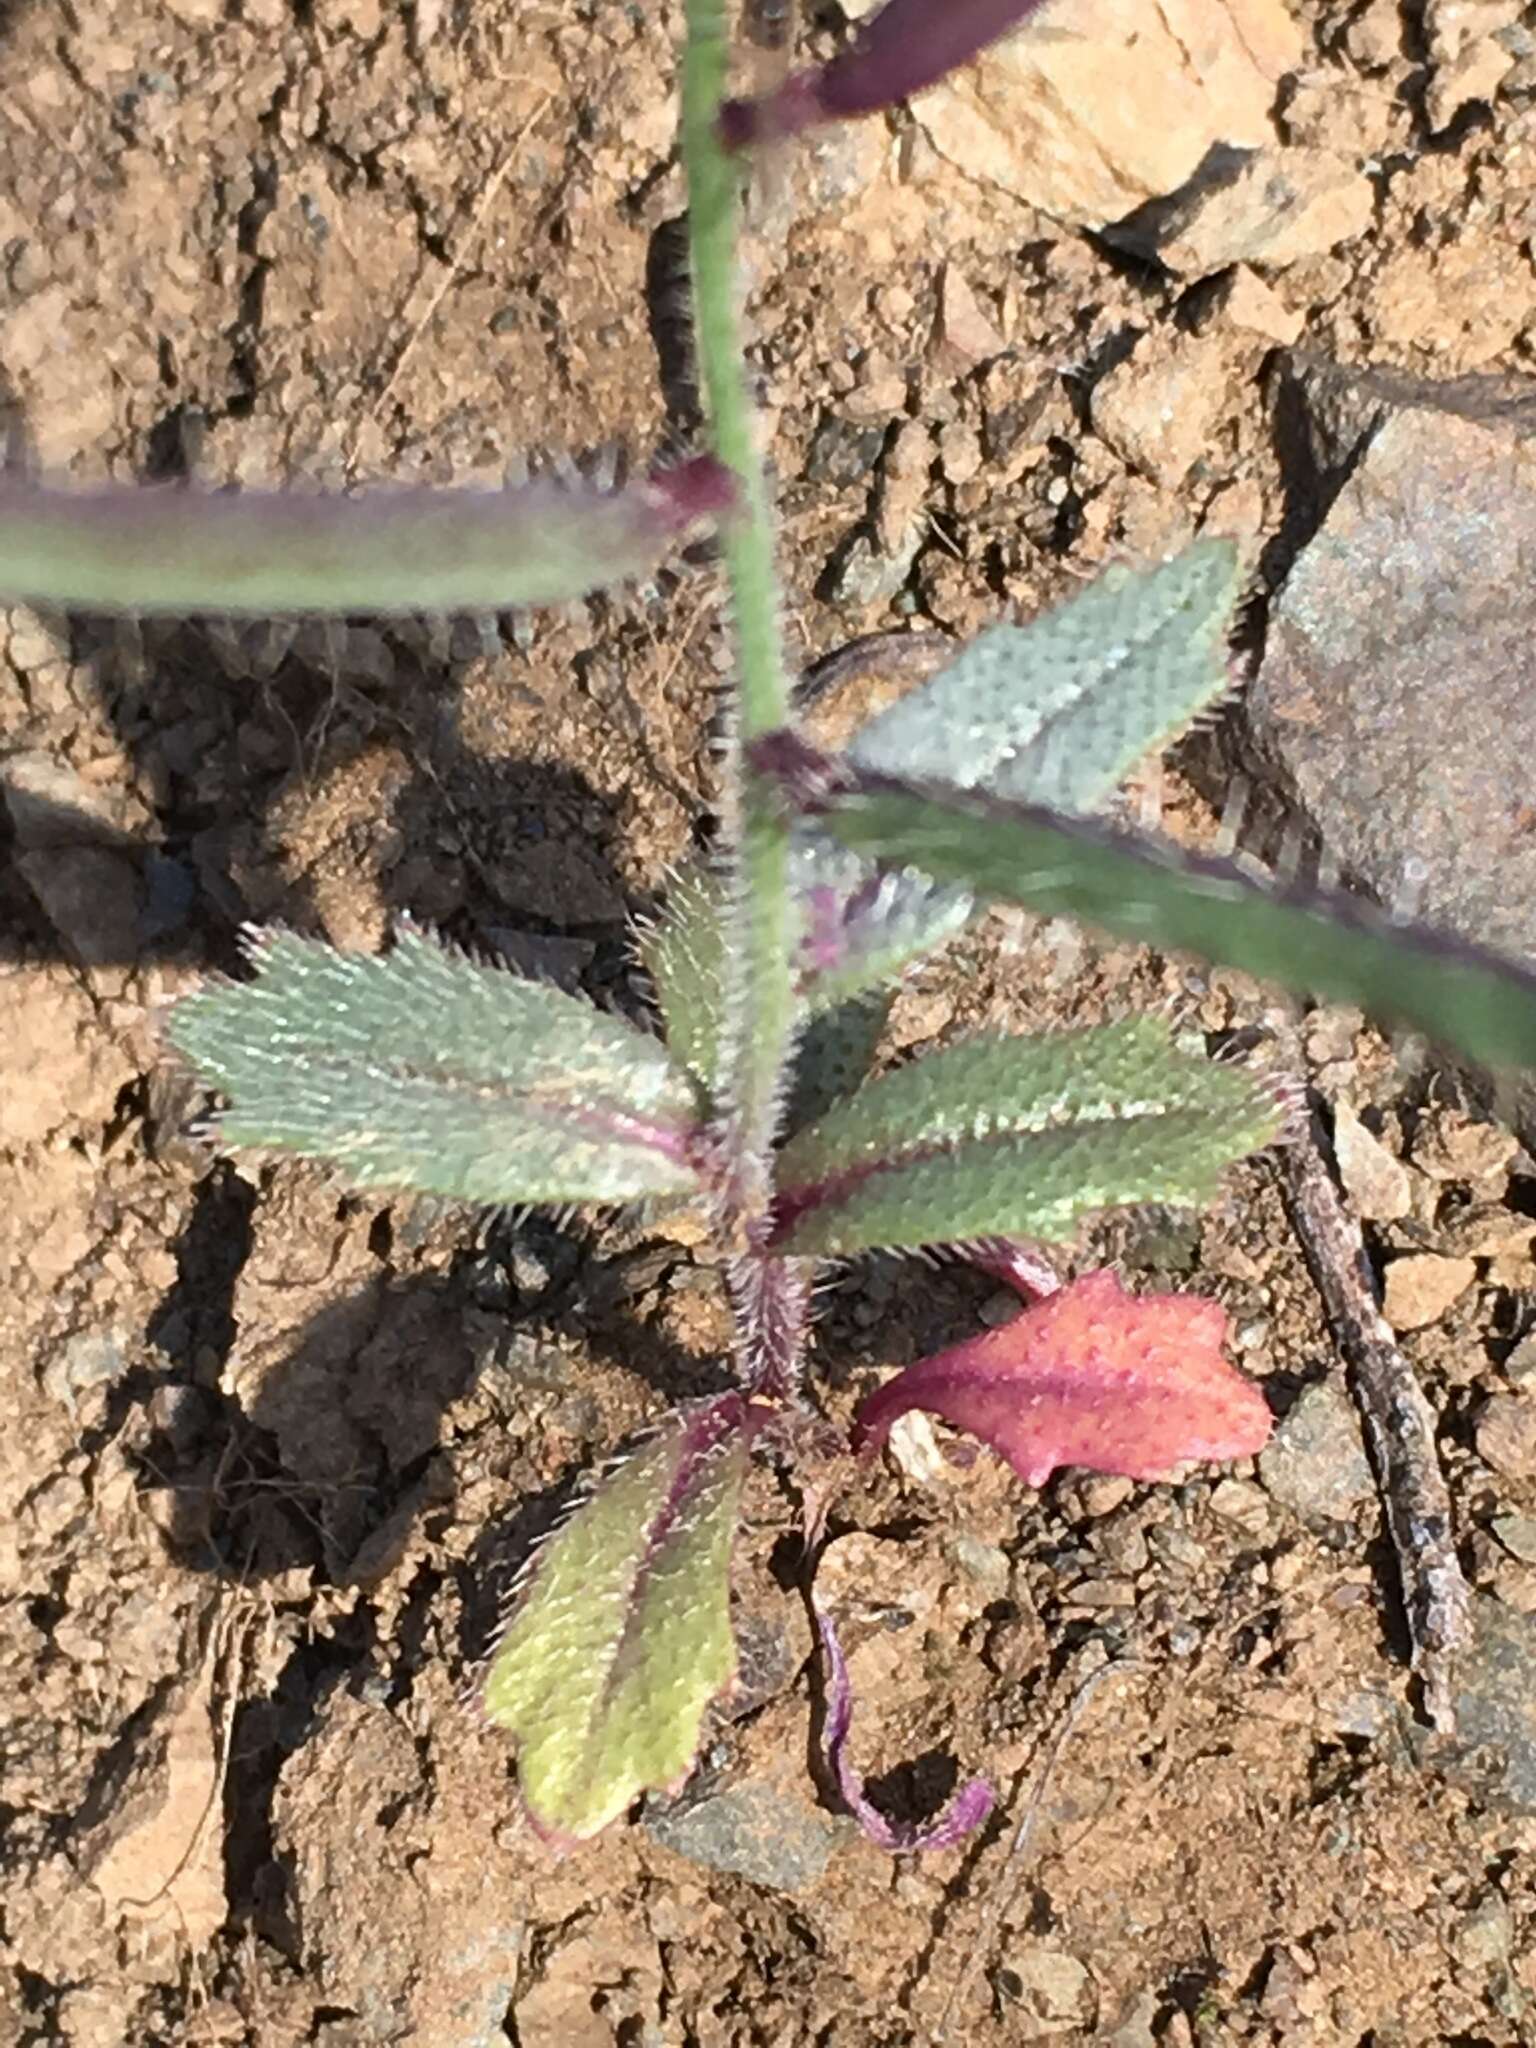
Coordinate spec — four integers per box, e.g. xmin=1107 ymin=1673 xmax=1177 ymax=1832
xmin=1275 ymin=1096 xmax=1472 ymax=1731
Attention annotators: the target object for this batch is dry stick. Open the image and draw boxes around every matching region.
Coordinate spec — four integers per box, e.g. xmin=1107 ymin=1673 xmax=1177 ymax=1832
xmin=933 ymin=1654 xmax=1139 ymax=2040
xmin=1274 ymin=1095 xmax=1472 ymax=1733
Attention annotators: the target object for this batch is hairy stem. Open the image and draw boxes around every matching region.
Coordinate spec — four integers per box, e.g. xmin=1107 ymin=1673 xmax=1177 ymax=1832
xmin=681 ymin=0 xmax=801 ymax=1353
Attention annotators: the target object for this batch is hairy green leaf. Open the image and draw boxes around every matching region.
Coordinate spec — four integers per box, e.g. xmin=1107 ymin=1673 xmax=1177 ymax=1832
xmin=483 ymin=1395 xmax=749 ymax=1843
xmin=787 ymin=544 xmax=1237 ymax=1014
xmin=783 ymin=991 xmax=892 ymax=1133
xmin=771 ymin=1017 xmax=1283 ymax=1256
xmin=169 ymin=926 xmax=703 ymax=1204
xmin=0 ymin=458 xmax=732 ymax=614
xmin=848 ymin=540 xmax=1240 ymax=814
xmin=814 ymin=776 xmax=1536 ymax=1077
xmin=790 ymin=829 xmax=971 ymax=1011
xmin=639 ymin=861 xmax=731 ymax=1096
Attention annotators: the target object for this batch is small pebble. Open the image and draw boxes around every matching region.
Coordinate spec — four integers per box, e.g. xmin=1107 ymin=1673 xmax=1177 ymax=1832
xmin=1382 ymin=1252 xmax=1476 ymax=1331
xmin=1333 ymin=1100 xmax=1411 ymax=1221
xmin=1477 ymin=1395 xmax=1536 ymax=1481
xmin=1207 ymin=1477 xmax=1271 ymax=1537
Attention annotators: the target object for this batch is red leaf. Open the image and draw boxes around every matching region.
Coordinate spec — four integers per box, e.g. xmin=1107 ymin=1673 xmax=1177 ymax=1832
xmin=719 ymin=0 xmax=1050 ymax=149
xmin=854 ymin=1269 xmax=1271 ymax=1487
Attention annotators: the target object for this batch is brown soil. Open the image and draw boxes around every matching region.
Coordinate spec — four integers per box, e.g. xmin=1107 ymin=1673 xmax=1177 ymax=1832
xmin=5 ymin=1 xmax=1536 ymax=2042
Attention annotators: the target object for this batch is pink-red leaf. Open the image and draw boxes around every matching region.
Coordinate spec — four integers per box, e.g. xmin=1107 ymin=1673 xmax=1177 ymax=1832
xmin=720 ymin=0 xmax=1049 ymax=148
xmin=855 ymin=1269 xmax=1271 ymax=1487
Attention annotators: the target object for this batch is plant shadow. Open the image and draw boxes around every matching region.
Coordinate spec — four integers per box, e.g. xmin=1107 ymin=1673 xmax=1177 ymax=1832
xmin=127 ymin=1173 xmax=735 ymax=1595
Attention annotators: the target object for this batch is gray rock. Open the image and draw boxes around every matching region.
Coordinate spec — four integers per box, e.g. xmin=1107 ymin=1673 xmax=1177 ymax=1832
xmin=1248 ymin=358 xmax=1536 ymax=1132
xmin=1446 ymin=1595 xmax=1536 ymax=1813
xmin=644 ymin=1777 xmax=852 ymax=1893
xmin=1249 ymin=359 xmax=1536 ymax=951
xmin=825 ymin=523 xmax=923 ymax=608
xmin=1492 ymin=1513 xmax=1536 ymax=1566
xmin=1259 ymin=1378 xmax=1376 ymax=1523
xmin=17 ymin=845 xmax=144 ymax=974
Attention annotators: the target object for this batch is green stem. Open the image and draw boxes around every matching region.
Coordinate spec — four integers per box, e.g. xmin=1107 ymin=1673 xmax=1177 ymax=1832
xmin=681 ymin=0 xmax=799 ymax=1230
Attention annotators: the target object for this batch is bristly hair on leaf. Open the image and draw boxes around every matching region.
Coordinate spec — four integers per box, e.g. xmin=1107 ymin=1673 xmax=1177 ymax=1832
xmin=482 ymin=1394 xmax=753 ymax=1845
xmin=770 ymin=1017 xmax=1287 ymax=1257
xmin=168 ymin=924 xmax=707 ymax=1208
xmin=0 ymin=455 xmax=734 ymax=615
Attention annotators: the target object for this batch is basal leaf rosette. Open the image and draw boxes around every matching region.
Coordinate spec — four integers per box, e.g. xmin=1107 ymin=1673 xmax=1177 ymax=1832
xmin=483 ymin=1395 xmax=753 ymax=1845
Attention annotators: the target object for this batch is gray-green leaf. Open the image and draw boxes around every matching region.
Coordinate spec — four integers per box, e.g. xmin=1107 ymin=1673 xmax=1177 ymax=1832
xmin=816 ymin=776 xmax=1536 ymax=1078
xmin=847 ymin=539 xmax=1241 ymax=815
xmin=638 ymin=860 xmax=732 ymax=1097
xmin=0 ymin=458 xmax=732 ymax=615
xmin=484 ymin=1394 xmax=748 ymax=1843
xmin=170 ymin=926 xmax=703 ymax=1205
xmin=790 ymin=827 xmax=971 ymax=1012
xmin=771 ymin=1017 xmax=1284 ymax=1256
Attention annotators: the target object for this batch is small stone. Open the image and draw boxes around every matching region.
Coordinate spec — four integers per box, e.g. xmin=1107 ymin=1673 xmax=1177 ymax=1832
xmin=1215 ymin=263 xmax=1305 ymax=345
xmin=1382 ymin=1253 xmax=1476 ymax=1332
xmin=1344 ymin=0 xmax=1404 ymax=69
xmin=934 ymin=264 xmax=1006 ymax=367
xmin=937 ymin=421 xmax=983 ymax=485
xmin=806 ymin=414 xmax=887 ymax=487
xmin=1476 ymin=1395 xmax=1536 ymax=1480
xmin=999 ymin=1946 xmax=1094 ymax=2031
xmin=1411 ymin=1109 xmax=1518 ymax=1187
xmin=1105 ymin=1990 xmax=1159 ymax=2048
xmin=1451 ymin=1891 xmax=1513 ymax=1974
xmin=844 ymin=360 xmax=909 ymax=422
xmin=1491 ymin=1514 xmax=1536 ymax=1566
xmin=1448 ymin=1596 xmax=1536 ymax=1812
xmin=912 ymin=0 xmax=1302 ymax=231
xmin=39 ymin=1329 xmax=131 ymax=1419
xmin=1113 ymin=147 xmax=1375 ymax=278
xmin=1505 ymin=1330 xmax=1536 ymax=1387
xmin=947 ymin=1531 xmax=1011 ymax=1596
xmin=1427 ymin=35 xmax=1515 ymax=129
xmin=1091 ymin=330 xmax=1253 ymax=486
xmin=886 ymin=1409 xmax=950 ymax=1488
xmin=978 ymin=1288 xmax=1022 ymax=1328
xmin=1259 ymin=1379 xmax=1376 ymax=1523
xmin=875 ymin=419 xmax=933 ymax=552
xmin=17 ymin=845 xmax=145 ymax=975
xmin=1332 ymin=1101 xmax=1411 ymax=1221
xmin=1207 ymin=1477 xmax=1271 ymax=1536
xmin=644 ymin=1779 xmax=850 ymax=1893
xmin=1077 ymin=1474 xmax=1135 ymax=1517
xmin=826 ymin=525 xmax=922 ymax=607
xmin=1069 ymin=1576 xmax=1137 ymax=1608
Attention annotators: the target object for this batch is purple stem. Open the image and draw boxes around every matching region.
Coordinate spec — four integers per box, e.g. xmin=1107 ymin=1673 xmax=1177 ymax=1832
xmin=726 ymin=1250 xmax=813 ymax=1398
xmin=964 ymin=1236 xmax=1061 ymax=1303
xmin=813 ymin=1602 xmax=994 ymax=1853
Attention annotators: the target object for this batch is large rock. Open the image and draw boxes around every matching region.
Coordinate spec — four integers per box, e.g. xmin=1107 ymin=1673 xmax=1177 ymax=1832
xmin=911 ymin=0 xmax=1303 ymax=230
xmin=1247 ymin=358 xmax=1536 ymax=974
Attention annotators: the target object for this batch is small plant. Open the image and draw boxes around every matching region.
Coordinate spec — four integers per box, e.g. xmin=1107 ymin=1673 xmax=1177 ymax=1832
xmin=10 ymin=0 xmax=1536 ymax=1850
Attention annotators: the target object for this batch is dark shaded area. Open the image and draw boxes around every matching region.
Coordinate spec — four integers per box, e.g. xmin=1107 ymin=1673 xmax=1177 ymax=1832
xmin=128 ymin=1186 xmax=735 ymax=1593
